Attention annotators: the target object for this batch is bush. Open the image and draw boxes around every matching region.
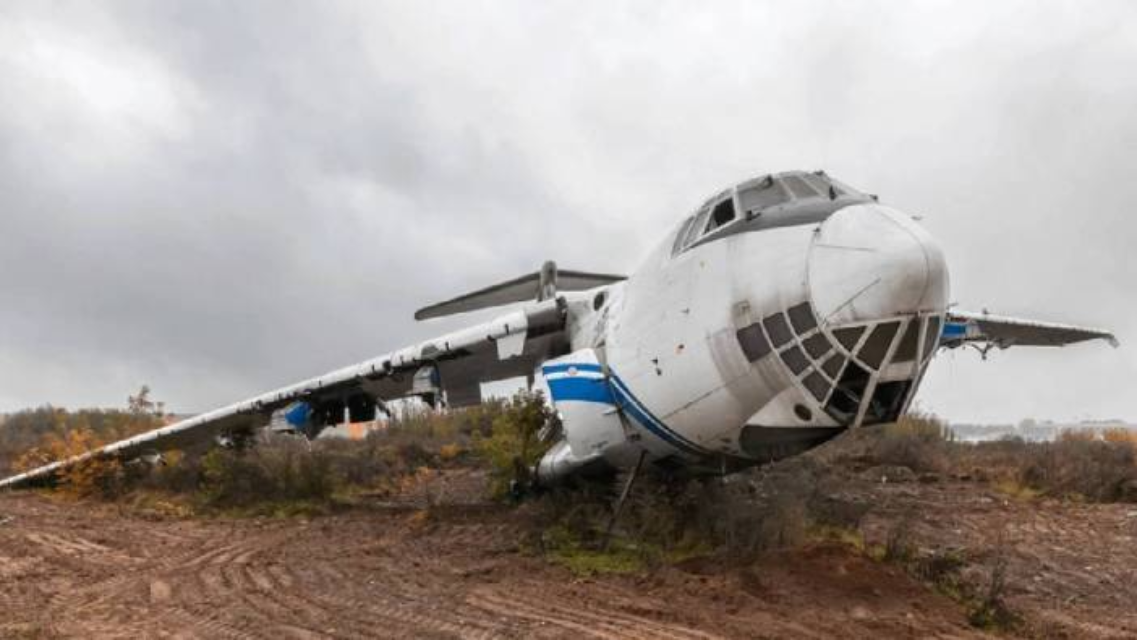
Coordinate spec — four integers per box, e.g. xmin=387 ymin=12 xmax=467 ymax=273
xmin=540 ymin=456 xmax=871 ymax=566
xmin=1019 ymin=435 xmax=1137 ymax=502
xmin=198 ymin=439 xmax=336 ymax=509
xmin=868 ymin=412 xmax=954 ymax=474
xmin=1 ymin=401 xmax=163 ymax=478
xmin=473 ymin=391 xmax=556 ymax=499
xmin=14 ymin=427 xmax=126 ymax=499
xmin=138 ymin=450 xmax=203 ymax=495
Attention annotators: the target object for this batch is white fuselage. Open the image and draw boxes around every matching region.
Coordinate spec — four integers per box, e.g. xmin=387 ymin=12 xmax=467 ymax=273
xmin=537 ymin=175 xmax=949 ymax=481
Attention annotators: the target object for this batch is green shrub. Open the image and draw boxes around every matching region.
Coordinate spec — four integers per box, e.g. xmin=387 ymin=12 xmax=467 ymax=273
xmin=473 ymin=390 xmax=556 ymax=499
xmin=198 ymin=440 xmax=335 ymax=509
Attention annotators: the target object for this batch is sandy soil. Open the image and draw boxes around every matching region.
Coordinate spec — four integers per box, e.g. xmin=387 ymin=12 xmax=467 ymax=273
xmin=0 ymin=469 xmax=1134 ymax=639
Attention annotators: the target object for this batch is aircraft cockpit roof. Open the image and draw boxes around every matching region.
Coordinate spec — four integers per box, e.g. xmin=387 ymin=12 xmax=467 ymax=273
xmin=672 ymin=170 xmax=875 ymax=255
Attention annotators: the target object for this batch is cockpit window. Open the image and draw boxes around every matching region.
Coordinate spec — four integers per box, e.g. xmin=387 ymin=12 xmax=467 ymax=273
xmin=738 ymin=177 xmax=790 ymax=216
xmin=671 ymin=216 xmax=695 ymax=255
xmin=673 ymin=170 xmax=872 ymax=258
xmin=705 ymin=197 xmax=736 ymax=234
xmin=673 ymin=195 xmax=739 ymax=254
xmin=803 ymin=173 xmax=836 ymax=198
xmin=679 ymin=205 xmax=711 ymax=249
xmin=783 ymin=175 xmax=820 ymax=199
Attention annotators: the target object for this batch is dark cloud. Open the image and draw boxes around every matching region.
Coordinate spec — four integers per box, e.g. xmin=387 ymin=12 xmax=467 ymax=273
xmin=0 ymin=1 xmax=1133 ymax=422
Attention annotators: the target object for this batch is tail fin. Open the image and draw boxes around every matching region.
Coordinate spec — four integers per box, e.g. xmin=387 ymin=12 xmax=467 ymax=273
xmin=414 ymin=261 xmax=625 ymax=320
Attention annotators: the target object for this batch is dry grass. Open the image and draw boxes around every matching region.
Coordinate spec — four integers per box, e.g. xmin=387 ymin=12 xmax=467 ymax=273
xmin=834 ymin=414 xmax=1137 ymax=504
xmin=5 ymin=391 xmax=554 ymax=517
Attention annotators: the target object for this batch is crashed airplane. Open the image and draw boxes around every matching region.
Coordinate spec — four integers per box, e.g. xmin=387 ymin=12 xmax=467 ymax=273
xmin=0 ymin=170 xmax=1118 ymax=490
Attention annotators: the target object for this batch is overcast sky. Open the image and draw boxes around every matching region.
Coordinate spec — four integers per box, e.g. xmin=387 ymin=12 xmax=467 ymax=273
xmin=1 ymin=1 xmax=1133 ymax=424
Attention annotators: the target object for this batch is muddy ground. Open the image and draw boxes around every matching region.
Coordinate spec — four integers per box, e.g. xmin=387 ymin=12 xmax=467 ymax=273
xmin=1 ymin=468 xmax=1135 ymax=639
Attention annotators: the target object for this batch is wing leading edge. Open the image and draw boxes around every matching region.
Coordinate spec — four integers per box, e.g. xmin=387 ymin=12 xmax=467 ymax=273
xmin=0 ymin=298 xmax=569 ymax=490
xmin=942 ymin=309 xmax=1119 ymax=351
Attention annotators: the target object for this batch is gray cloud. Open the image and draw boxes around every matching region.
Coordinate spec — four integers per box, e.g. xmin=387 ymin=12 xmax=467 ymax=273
xmin=0 ymin=1 xmax=1133 ymax=423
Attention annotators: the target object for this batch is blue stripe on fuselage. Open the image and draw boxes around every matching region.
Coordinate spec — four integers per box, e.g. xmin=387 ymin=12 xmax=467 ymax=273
xmin=545 ymin=375 xmax=615 ymax=404
xmin=607 ymin=374 xmax=705 ymax=456
xmin=542 ymin=363 xmax=707 ymax=457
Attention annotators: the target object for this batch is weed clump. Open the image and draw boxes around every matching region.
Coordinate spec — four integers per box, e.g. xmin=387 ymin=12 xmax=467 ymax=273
xmin=966 ymin=548 xmax=1021 ymax=632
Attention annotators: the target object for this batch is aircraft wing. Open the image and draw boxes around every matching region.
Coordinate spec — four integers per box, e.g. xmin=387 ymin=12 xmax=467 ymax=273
xmin=941 ymin=309 xmax=1119 ymax=350
xmin=0 ymin=298 xmax=569 ymax=490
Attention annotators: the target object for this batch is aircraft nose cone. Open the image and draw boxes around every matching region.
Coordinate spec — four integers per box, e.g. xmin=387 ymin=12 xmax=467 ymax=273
xmin=807 ymin=204 xmax=949 ymax=325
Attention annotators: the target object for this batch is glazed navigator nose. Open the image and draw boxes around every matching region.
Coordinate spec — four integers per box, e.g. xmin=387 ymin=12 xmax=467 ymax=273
xmin=807 ymin=203 xmax=949 ymax=326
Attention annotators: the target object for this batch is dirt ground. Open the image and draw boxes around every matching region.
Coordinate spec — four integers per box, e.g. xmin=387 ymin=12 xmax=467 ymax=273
xmin=1 ymin=469 xmax=1135 ymax=639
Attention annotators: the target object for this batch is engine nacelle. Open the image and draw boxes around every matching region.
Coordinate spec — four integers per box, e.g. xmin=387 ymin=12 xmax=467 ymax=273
xmin=534 ymin=349 xmax=627 ymax=484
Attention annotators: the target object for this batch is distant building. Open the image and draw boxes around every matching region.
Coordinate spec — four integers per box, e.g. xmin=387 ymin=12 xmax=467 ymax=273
xmin=950 ymin=420 xmax=1137 ymax=442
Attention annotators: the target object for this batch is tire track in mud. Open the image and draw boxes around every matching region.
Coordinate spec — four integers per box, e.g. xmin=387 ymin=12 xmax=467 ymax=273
xmin=169 ymin=533 xmax=359 ymax=638
xmin=45 ymin=529 xmax=230 ymax=615
xmin=13 ymin=476 xmax=1116 ymax=639
xmin=466 ymin=585 xmax=724 ymax=640
xmin=169 ymin=530 xmax=445 ymax=639
xmin=293 ymin=536 xmax=503 ymax=638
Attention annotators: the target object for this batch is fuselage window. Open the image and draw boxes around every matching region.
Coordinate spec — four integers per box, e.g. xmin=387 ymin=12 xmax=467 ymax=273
xmin=704 ymin=197 xmax=737 ymax=234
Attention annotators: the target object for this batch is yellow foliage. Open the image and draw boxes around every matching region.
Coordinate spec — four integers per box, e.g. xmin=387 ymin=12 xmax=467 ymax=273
xmin=439 ymin=443 xmax=462 ymax=461
xmin=1101 ymin=428 xmax=1137 ymax=449
xmin=15 ymin=427 xmax=123 ymax=498
xmin=1058 ymin=428 xmax=1137 ymax=449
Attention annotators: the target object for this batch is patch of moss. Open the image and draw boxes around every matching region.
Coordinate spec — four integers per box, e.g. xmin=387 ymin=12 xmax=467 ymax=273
xmin=540 ymin=525 xmax=649 ymax=576
xmin=992 ymin=479 xmax=1042 ymax=501
xmin=808 ymin=524 xmax=866 ymax=551
xmin=549 ymin=545 xmax=648 ymax=576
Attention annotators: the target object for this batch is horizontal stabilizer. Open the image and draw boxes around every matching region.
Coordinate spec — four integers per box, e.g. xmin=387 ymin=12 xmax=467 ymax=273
xmin=415 ymin=265 xmax=625 ymax=320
